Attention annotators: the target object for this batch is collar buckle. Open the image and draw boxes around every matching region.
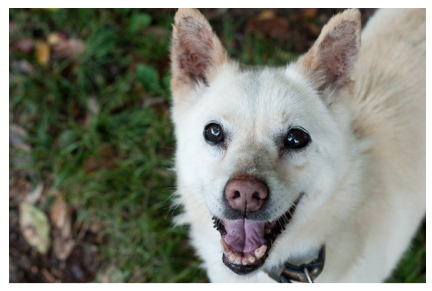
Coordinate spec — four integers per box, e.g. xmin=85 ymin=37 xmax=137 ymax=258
xmin=266 ymin=245 xmax=326 ymax=283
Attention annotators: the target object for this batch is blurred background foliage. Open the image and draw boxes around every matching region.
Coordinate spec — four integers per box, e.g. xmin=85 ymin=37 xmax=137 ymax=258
xmin=9 ymin=8 xmax=425 ymax=283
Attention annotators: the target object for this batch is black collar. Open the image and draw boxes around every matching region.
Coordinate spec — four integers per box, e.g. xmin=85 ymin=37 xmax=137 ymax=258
xmin=265 ymin=245 xmax=326 ymax=283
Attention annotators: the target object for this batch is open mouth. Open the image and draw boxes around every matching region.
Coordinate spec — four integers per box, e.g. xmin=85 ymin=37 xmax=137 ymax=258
xmin=213 ymin=193 xmax=303 ymax=275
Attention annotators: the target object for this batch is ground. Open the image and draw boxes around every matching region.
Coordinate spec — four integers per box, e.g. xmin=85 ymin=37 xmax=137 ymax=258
xmin=9 ymin=8 xmax=425 ymax=283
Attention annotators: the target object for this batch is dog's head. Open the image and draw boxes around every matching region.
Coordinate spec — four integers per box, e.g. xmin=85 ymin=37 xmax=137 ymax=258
xmin=170 ymin=9 xmax=362 ymax=276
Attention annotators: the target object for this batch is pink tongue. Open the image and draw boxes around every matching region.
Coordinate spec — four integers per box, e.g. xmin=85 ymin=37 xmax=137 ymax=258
xmin=223 ymin=219 xmax=266 ymax=253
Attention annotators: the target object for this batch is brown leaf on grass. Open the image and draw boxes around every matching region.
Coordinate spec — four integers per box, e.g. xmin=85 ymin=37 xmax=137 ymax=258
xmin=83 ymin=157 xmax=117 ymax=174
xmin=9 ymin=125 xmax=32 ymax=169
xmin=83 ymin=97 xmax=100 ymax=128
xmin=19 ymin=203 xmax=51 ymax=255
xmin=53 ymin=229 xmax=76 ymax=261
xmin=35 ymin=40 xmax=50 ymax=66
xmin=302 ymin=8 xmax=318 ymax=19
xmin=87 ymin=97 xmax=100 ymax=115
xmin=47 ymin=32 xmax=61 ymax=45
xmin=52 ymin=36 xmax=85 ymax=60
xmin=50 ymin=193 xmax=76 ymax=260
xmin=83 ymin=146 xmax=117 ymax=174
xmin=50 ymin=194 xmax=67 ymax=229
xmin=10 ymin=60 xmax=35 ymax=75
xmin=9 ymin=124 xmax=32 ymax=152
xmin=257 ymin=9 xmax=276 ymax=20
xmin=246 ymin=14 xmax=289 ymax=39
xmin=24 ymin=183 xmax=43 ymax=205
xmin=15 ymin=38 xmax=34 ymax=54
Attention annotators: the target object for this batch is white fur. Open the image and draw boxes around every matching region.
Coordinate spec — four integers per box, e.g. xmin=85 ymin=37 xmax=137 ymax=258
xmin=171 ymin=9 xmax=425 ymax=283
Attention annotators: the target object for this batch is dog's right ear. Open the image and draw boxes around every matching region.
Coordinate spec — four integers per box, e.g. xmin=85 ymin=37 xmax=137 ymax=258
xmin=170 ymin=8 xmax=230 ymax=99
xmin=296 ymin=9 xmax=361 ymax=93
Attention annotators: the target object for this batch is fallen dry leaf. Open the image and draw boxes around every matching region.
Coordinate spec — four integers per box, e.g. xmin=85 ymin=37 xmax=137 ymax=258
xmin=84 ymin=97 xmax=100 ymax=127
xmin=24 ymin=183 xmax=43 ymax=205
xmin=50 ymin=193 xmax=76 ymax=260
xmin=53 ymin=38 xmax=85 ymax=59
xmin=35 ymin=40 xmax=50 ymax=66
xmin=302 ymin=8 xmax=318 ymax=19
xmin=19 ymin=203 xmax=51 ymax=254
xmin=47 ymin=32 xmax=61 ymax=46
xmin=257 ymin=9 xmax=276 ymax=21
xmin=11 ymin=60 xmax=34 ymax=75
xmin=87 ymin=96 xmax=100 ymax=115
xmin=15 ymin=38 xmax=34 ymax=54
xmin=52 ymin=229 xmax=76 ymax=261
xmin=246 ymin=17 xmax=289 ymax=39
xmin=83 ymin=146 xmax=117 ymax=174
xmin=9 ymin=124 xmax=32 ymax=152
xmin=50 ymin=194 xmax=67 ymax=229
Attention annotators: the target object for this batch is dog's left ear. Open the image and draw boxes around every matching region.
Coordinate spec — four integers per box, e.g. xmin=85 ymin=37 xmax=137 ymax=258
xmin=296 ymin=9 xmax=361 ymax=92
xmin=170 ymin=8 xmax=230 ymax=99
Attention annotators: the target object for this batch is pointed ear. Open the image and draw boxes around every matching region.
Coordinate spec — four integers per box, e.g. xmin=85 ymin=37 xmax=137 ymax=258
xmin=297 ymin=9 xmax=361 ymax=91
xmin=170 ymin=8 xmax=230 ymax=97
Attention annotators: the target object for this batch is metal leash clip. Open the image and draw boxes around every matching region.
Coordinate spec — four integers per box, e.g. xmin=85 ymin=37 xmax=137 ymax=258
xmin=266 ymin=246 xmax=326 ymax=283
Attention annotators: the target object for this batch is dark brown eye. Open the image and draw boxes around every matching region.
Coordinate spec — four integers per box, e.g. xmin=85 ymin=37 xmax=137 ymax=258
xmin=204 ymin=123 xmax=224 ymax=145
xmin=285 ymin=128 xmax=310 ymax=149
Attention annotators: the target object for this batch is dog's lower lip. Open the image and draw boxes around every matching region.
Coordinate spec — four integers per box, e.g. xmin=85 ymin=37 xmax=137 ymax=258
xmin=214 ymin=193 xmax=304 ymax=275
xmin=222 ymin=255 xmax=266 ymax=275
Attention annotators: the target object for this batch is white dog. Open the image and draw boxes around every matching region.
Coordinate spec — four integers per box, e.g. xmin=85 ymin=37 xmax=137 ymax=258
xmin=169 ymin=8 xmax=425 ymax=282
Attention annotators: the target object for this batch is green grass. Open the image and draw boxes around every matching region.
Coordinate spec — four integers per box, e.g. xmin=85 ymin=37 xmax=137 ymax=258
xmin=9 ymin=8 xmax=425 ymax=283
xmin=386 ymin=219 xmax=426 ymax=283
xmin=10 ymin=8 xmax=207 ymax=283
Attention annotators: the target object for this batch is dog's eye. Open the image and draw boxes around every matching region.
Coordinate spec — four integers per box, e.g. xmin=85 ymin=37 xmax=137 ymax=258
xmin=285 ymin=129 xmax=310 ymax=149
xmin=204 ymin=123 xmax=224 ymax=145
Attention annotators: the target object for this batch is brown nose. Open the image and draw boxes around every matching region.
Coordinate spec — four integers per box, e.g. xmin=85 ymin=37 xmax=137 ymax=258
xmin=224 ymin=174 xmax=268 ymax=213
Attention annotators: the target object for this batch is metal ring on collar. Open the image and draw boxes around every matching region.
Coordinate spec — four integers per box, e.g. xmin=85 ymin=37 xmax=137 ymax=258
xmin=265 ymin=245 xmax=326 ymax=283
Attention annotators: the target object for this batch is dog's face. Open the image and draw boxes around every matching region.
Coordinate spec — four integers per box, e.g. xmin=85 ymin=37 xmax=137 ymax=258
xmin=171 ymin=9 xmax=361 ymax=276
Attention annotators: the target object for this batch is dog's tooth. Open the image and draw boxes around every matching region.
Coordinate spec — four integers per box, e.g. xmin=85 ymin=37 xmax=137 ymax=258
xmin=235 ymin=257 xmax=242 ymax=264
xmin=220 ymin=238 xmax=230 ymax=255
xmin=242 ymin=258 xmax=248 ymax=265
xmin=254 ymin=245 xmax=267 ymax=259
xmin=248 ymin=256 xmax=256 ymax=263
xmin=229 ymin=254 xmax=236 ymax=262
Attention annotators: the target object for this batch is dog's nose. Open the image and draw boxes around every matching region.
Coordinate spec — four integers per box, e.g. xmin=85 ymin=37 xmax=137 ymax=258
xmin=224 ymin=174 xmax=268 ymax=213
